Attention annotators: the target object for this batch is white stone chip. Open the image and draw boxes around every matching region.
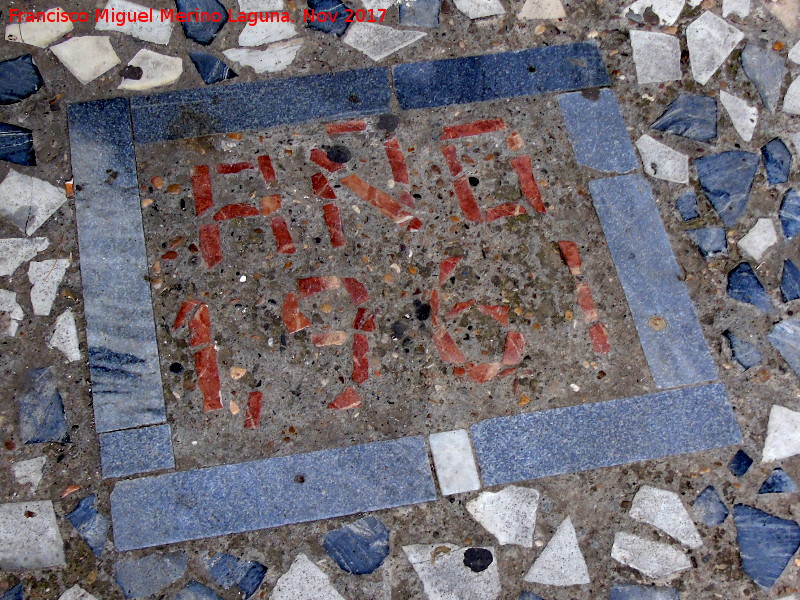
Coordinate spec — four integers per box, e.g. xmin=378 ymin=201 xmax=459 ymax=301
xmin=722 ymin=0 xmax=750 ymax=18
xmin=270 ymin=554 xmax=346 ymax=600
xmin=453 ymin=0 xmax=506 ymax=19
xmin=624 ymin=0 xmax=684 ymax=26
xmin=28 ymin=259 xmax=69 ymax=316
xmin=686 ymin=12 xmax=744 ymax=85
xmin=429 ymin=429 xmax=481 ymax=495
xmin=95 ymin=0 xmax=173 ymax=44
xmin=224 ymin=39 xmax=303 ymax=73
xmin=762 ymin=404 xmax=800 ymax=462
xmin=517 ymin=0 xmax=565 ymax=19
xmin=362 ymin=0 xmax=399 ymax=8
xmin=629 ymin=30 xmax=681 ymax=85
xmin=58 ymin=586 xmax=99 ymax=600
xmin=611 ymin=532 xmax=691 ymax=580
xmin=119 ymin=49 xmax=183 ymax=91
xmin=0 ymin=501 xmax=66 ymax=570
xmin=51 ymin=36 xmax=121 ymax=84
xmin=11 ymin=457 xmax=46 ymax=492
xmin=629 ymin=486 xmax=703 ymax=549
xmin=466 ymin=485 xmax=540 ymax=547
xmin=342 ymin=22 xmax=426 ymax=62
xmin=5 ymin=8 xmax=74 ymax=47
xmin=0 ymin=290 xmax=24 ymax=337
xmin=738 ymin=218 xmax=778 ymax=262
xmin=0 ymin=238 xmax=49 ymax=277
xmin=784 ymin=77 xmax=800 ymax=114
xmin=523 ymin=516 xmax=590 ymax=586
xmin=403 ymin=544 xmax=501 ymax=600
xmin=635 ymin=135 xmax=688 ymax=183
xmin=0 ymin=170 xmax=68 ymax=237
xmin=48 ymin=309 xmax=81 ymax=362
xmin=719 ymin=90 xmax=758 ymax=142
xmin=790 ymin=40 xmax=800 ymax=64
xmin=764 ymin=0 xmax=798 ymax=33
xmin=237 ymin=0 xmax=296 ymax=46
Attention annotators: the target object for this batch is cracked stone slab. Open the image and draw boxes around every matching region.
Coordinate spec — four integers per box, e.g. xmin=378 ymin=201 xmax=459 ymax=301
xmin=738 ymin=218 xmax=778 ymax=262
xmin=452 ymin=0 xmax=506 ymax=18
xmin=719 ymin=90 xmax=758 ymax=142
xmin=523 ymin=517 xmax=590 ymax=585
xmin=404 ymin=544 xmax=501 ymax=600
xmin=466 ymin=485 xmax=540 ymax=547
xmin=5 ymin=8 xmax=74 ymax=47
xmin=0 ymin=237 xmax=49 ymax=277
xmin=11 ymin=456 xmax=46 ymax=492
xmin=635 ymin=134 xmax=688 ymax=183
xmin=237 ymin=0 xmax=296 ymax=46
xmin=518 ymin=0 xmax=565 ymax=19
xmin=223 ymin=40 xmax=303 ymax=74
xmin=119 ymin=49 xmax=183 ymax=91
xmin=624 ymin=0 xmax=684 ymax=25
xmin=51 ymin=36 xmax=121 ymax=84
xmin=343 ymin=22 xmax=426 ymax=61
xmin=28 ymin=259 xmax=69 ymax=316
xmin=0 ymin=170 xmax=67 ymax=236
xmin=629 ymin=486 xmax=703 ymax=548
xmin=686 ymin=11 xmax=744 ymax=85
xmin=0 ymin=290 xmax=23 ymax=336
xmin=629 ymin=31 xmax=681 ymax=84
xmin=0 ymin=501 xmax=65 ymax=570
xmin=271 ymin=554 xmax=346 ymax=600
xmin=95 ymin=0 xmax=173 ymax=44
xmin=48 ymin=309 xmax=81 ymax=362
xmin=611 ymin=532 xmax=691 ymax=580
xmin=761 ymin=404 xmax=800 ymax=462
xmin=741 ymin=41 xmax=786 ymax=112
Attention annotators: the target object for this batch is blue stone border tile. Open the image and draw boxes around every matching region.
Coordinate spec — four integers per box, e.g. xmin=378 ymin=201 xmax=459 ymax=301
xmin=100 ymin=425 xmax=175 ymax=479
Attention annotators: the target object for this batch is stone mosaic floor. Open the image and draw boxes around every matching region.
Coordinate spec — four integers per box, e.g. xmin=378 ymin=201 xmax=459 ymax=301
xmin=2 ymin=0 xmax=800 ymax=598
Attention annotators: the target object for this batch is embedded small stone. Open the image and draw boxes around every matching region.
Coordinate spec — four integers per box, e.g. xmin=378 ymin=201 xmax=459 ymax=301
xmin=768 ymin=320 xmax=800 ymax=379
xmin=687 ymin=227 xmax=726 ymax=258
xmin=729 ymin=448 xmax=753 ymax=476
xmin=0 ymin=290 xmax=23 ymax=336
xmin=686 ymin=11 xmax=744 ymax=85
xmin=176 ymin=0 xmax=228 ymax=44
xmin=48 ymin=309 xmax=81 ymax=362
xmin=400 ymin=0 xmax=441 ymax=27
xmin=696 ymin=151 xmax=759 ymax=226
xmin=270 ymin=553 xmax=346 ymax=600
xmin=517 ymin=0 xmax=565 ymax=20
xmin=66 ymin=495 xmax=110 ymax=557
xmin=237 ymin=0 xmax=296 ymax=46
xmin=629 ymin=485 xmax=703 ymax=549
xmin=174 ymin=581 xmax=223 ymax=600
xmin=343 ymin=22 xmax=426 ymax=62
xmin=611 ymin=585 xmax=680 ymax=600
xmin=0 ymin=501 xmax=65 ymax=569
xmin=758 ymin=468 xmax=798 ymax=494
xmin=223 ymin=40 xmax=303 ymax=74
xmin=636 ymin=134 xmax=688 ymax=182
xmin=722 ymin=0 xmax=750 ymax=18
xmin=306 ymin=0 xmax=352 ymax=36
xmin=692 ymin=486 xmax=729 ymax=526
xmin=761 ymin=405 xmax=800 ymax=462
xmin=404 ymin=544 xmax=501 ymax=600
xmin=323 ymin=516 xmax=390 ymax=575
xmin=0 ymin=584 xmax=22 ymax=600
xmin=204 ymin=552 xmax=266 ymax=598
xmin=5 ymin=8 xmax=73 ymax=48
xmin=719 ymin=90 xmax=758 ymax=142
xmin=453 ymin=0 xmax=505 ymax=19
xmin=463 ymin=547 xmax=493 ymax=572
xmin=95 ymin=0 xmax=174 ymax=44
xmin=676 ymin=190 xmax=699 ymax=221
xmin=189 ymin=52 xmax=237 ymax=84
xmin=610 ymin=532 xmax=691 ymax=580
xmin=738 ymin=219 xmax=777 ymax=262
xmin=0 ymin=55 xmax=44 ymax=105
xmin=18 ymin=367 xmax=69 ymax=444
xmin=733 ymin=504 xmax=800 ymax=588
xmin=623 ymin=0 xmax=684 ymax=25
xmin=524 ymin=517 xmax=590 ymax=585
xmin=761 ymin=138 xmax=792 ymax=184
xmin=119 ymin=49 xmax=183 ymax=91
xmin=723 ymin=330 xmax=762 ymax=369
xmin=466 ymin=485 xmax=540 ymax=547
xmin=651 ymin=93 xmax=717 ymax=142
xmin=11 ymin=456 xmax=46 ymax=491
xmin=784 ymin=77 xmax=800 ymax=114
xmin=115 ymin=552 xmax=189 ymax=599
xmin=741 ymin=41 xmax=786 ymax=112
xmin=727 ymin=263 xmax=773 ymax=313
xmin=0 ymin=238 xmax=49 ymax=277
xmin=0 ymin=123 xmax=35 ymax=166
xmin=50 ymin=36 xmax=120 ymax=84
xmin=781 ymin=259 xmax=800 ymax=302
xmin=28 ymin=259 xmax=69 ymax=316
xmin=629 ymin=31 xmax=681 ymax=84
xmin=779 ymin=189 xmax=800 ymax=239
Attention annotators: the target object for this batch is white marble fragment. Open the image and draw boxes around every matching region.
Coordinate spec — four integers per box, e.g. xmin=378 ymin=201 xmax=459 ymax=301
xmin=722 ymin=0 xmax=750 ymax=18
xmin=28 ymin=259 xmax=69 ymax=316
xmin=611 ymin=532 xmax=691 ymax=580
xmin=270 ymin=554 xmax=345 ymax=600
xmin=738 ymin=218 xmax=778 ymax=262
xmin=686 ymin=12 xmax=744 ymax=85
xmin=237 ymin=0 xmax=296 ymax=46
xmin=119 ymin=49 xmax=183 ymax=91
xmin=58 ymin=587 xmax=99 ymax=600
xmin=719 ymin=90 xmax=758 ymax=142
xmin=687 ymin=0 xmax=702 ymax=6
xmin=624 ymin=0 xmax=684 ymax=26
xmin=429 ymin=429 xmax=481 ymax=495
xmin=0 ymin=170 xmax=67 ymax=236
xmin=629 ymin=486 xmax=703 ymax=549
xmin=51 ymin=36 xmax=121 ymax=84
xmin=0 ymin=501 xmax=65 ymax=570
xmin=5 ymin=8 xmax=74 ymax=47
xmin=224 ymin=39 xmax=303 ymax=73
xmin=466 ymin=485 xmax=540 ymax=547
xmin=95 ymin=0 xmax=173 ymax=44
xmin=362 ymin=0 xmax=399 ymax=8
xmin=518 ymin=0 xmax=565 ymax=19
xmin=0 ymin=238 xmax=49 ymax=277
xmin=0 ymin=290 xmax=24 ymax=337
xmin=790 ymin=39 xmax=800 ymax=64
xmin=403 ymin=544 xmax=501 ymax=600
xmin=784 ymin=77 xmax=800 ymax=114
xmin=524 ymin=517 xmax=590 ymax=586
xmin=636 ymin=135 xmax=688 ymax=183
xmin=343 ymin=22 xmax=426 ymax=61
xmin=629 ymin=30 xmax=681 ymax=85
xmin=453 ymin=0 xmax=506 ymax=19
xmin=764 ymin=0 xmax=799 ymax=33
xmin=48 ymin=309 xmax=81 ymax=362
xmin=762 ymin=404 xmax=800 ymax=462
xmin=11 ymin=457 xmax=46 ymax=492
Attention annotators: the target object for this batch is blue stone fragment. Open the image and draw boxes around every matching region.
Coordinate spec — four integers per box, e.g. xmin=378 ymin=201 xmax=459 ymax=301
xmin=781 ymin=260 xmax=800 ymax=302
xmin=66 ymin=495 xmax=111 ymax=557
xmin=176 ymin=0 xmax=227 ymax=45
xmin=189 ymin=52 xmax=236 ymax=85
xmin=0 ymin=55 xmax=43 ymax=105
xmin=323 ymin=515 xmax=390 ymax=575
xmin=307 ymin=0 xmax=351 ymax=36
xmin=204 ymin=553 xmax=266 ymax=598
xmin=723 ymin=331 xmax=762 ymax=370
xmin=651 ymin=93 xmax=717 ymax=142
xmin=695 ymin=151 xmax=760 ymax=227
xmin=518 ymin=593 xmax=546 ymax=600
xmin=676 ymin=190 xmax=699 ymax=221
xmin=768 ymin=318 xmax=800 ymax=378
xmin=238 ymin=562 xmax=268 ymax=598
xmin=733 ymin=504 xmax=800 ymax=588
xmin=610 ymin=585 xmax=680 ymax=600
xmin=729 ymin=449 xmax=753 ymax=476
xmin=693 ymin=486 xmax=729 ymax=526
xmin=0 ymin=122 xmax=35 ymax=166
xmin=1 ymin=584 xmax=22 ymax=600
xmin=18 ymin=368 xmax=69 ymax=444
xmin=115 ymin=552 xmax=188 ymax=598
xmin=727 ymin=263 xmax=774 ymax=314
xmin=741 ymin=41 xmax=786 ymax=113
xmin=174 ymin=582 xmax=222 ymax=600
xmin=759 ymin=468 xmax=798 ymax=494
xmin=400 ymin=0 xmax=440 ymax=28
xmin=99 ymin=424 xmax=174 ymax=479
xmin=761 ymin=138 xmax=792 ymax=184
xmin=687 ymin=227 xmax=726 ymax=258
xmin=779 ymin=189 xmax=800 ymax=239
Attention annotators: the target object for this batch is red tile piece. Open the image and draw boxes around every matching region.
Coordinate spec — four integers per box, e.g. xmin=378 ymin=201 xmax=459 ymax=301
xmin=161 ymin=250 xmax=179 ymax=260
xmin=310 ymin=331 xmax=348 ymax=347
xmin=467 ymin=362 xmax=502 ymax=383
xmin=352 ymin=307 xmax=376 ymax=331
xmin=384 ymin=138 xmax=409 ymax=184
xmin=311 ymin=172 xmax=337 ymax=199
xmin=589 ymin=322 xmax=611 ymax=354
xmin=502 ymin=331 xmax=525 ymax=365
xmin=339 ymin=174 xmax=417 ymax=227
xmin=433 ymin=328 xmax=466 ymax=364
xmin=322 ymin=203 xmax=346 ymax=248
xmin=352 ymin=333 xmax=369 ymax=384
xmin=453 ymin=177 xmax=483 ymax=222
xmin=213 ymin=203 xmax=260 ymax=221
xmin=298 ymin=276 xmax=341 ymax=299
xmin=195 ymin=346 xmax=223 ymax=412
xmin=557 ymin=241 xmax=582 ymax=275
xmin=216 ymin=162 xmax=254 ymax=174
xmin=486 ymin=203 xmax=527 ymax=221
xmin=477 ymin=304 xmax=510 ymax=326
xmin=453 ymin=366 xmax=466 ymax=376
xmin=342 ymin=277 xmax=368 ymax=305
xmin=406 ymin=217 xmax=423 ymax=232
xmin=191 ymin=165 xmax=213 ymax=217
xmin=440 ymin=118 xmax=507 ymax=140
xmin=244 ymin=391 xmax=262 ymax=429
xmin=174 ymin=299 xmax=200 ymax=329
xmin=199 ymin=224 xmax=222 ymax=268
xmin=498 ymin=367 xmax=516 ymax=378
xmin=326 ymin=120 xmax=367 ymax=135
xmin=439 ymin=256 xmax=462 ymax=286
xmin=440 ymin=145 xmax=463 ymax=177
xmin=310 ymin=148 xmax=345 ymax=172
xmin=445 ymin=300 xmax=475 ymax=321
xmin=257 ymin=155 xmax=276 ymax=183
xmin=188 ymin=303 xmax=212 ymax=347
xmin=282 ymin=293 xmax=311 ymax=333
xmin=271 ymin=216 xmax=295 ymax=254
xmin=260 ymin=194 xmax=281 ymax=216
xmin=327 ymin=386 xmax=361 ymax=410
xmin=576 ymin=282 xmax=598 ymax=323
xmin=398 ymin=192 xmax=415 ymax=208
xmin=511 ymin=156 xmax=545 ymax=214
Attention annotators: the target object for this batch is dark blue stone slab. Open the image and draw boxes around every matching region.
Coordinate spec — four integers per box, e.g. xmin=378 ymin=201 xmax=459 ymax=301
xmin=559 ymin=89 xmax=638 ymax=173
xmin=768 ymin=320 xmax=800 ymax=378
xmin=0 ymin=55 xmax=43 ymax=105
xmin=99 ymin=424 xmax=174 ymax=479
xmin=204 ymin=553 xmax=266 ymax=598
xmin=759 ymin=468 xmax=797 ymax=494
xmin=110 ymin=436 xmax=436 ymax=551
xmin=115 ymin=551 xmax=188 ymax=599
xmin=676 ymin=190 xmax=699 ymax=221
xmin=723 ymin=330 xmax=762 ymax=370
xmin=589 ymin=174 xmax=717 ymax=387
xmin=393 ymin=42 xmax=610 ymax=110
xmin=692 ymin=486 xmax=728 ymax=526
xmin=471 ymin=383 xmax=741 ymax=486
xmin=129 ymin=68 xmax=390 ymax=144
xmin=779 ymin=189 xmax=800 ymax=239
xmin=18 ymin=368 xmax=69 ymax=444
xmin=741 ymin=42 xmax=786 ymax=113
xmin=727 ymin=263 xmax=774 ymax=314
xmin=174 ymin=582 xmax=222 ymax=600
xmin=761 ymin=138 xmax=791 ymax=184
xmin=0 ymin=122 xmax=35 ymax=166
xmin=687 ymin=227 xmax=726 ymax=258
xmin=781 ymin=259 xmax=800 ymax=302
xmin=306 ymin=0 xmax=351 ymax=36
xmin=175 ymin=0 xmax=227 ymax=45
xmin=651 ymin=93 xmax=717 ymax=142
xmin=189 ymin=52 xmax=236 ymax=85
xmin=610 ymin=585 xmax=680 ymax=600
xmin=729 ymin=449 xmax=753 ymax=476
xmin=68 ymin=98 xmax=167 ymax=433
xmin=0 ymin=584 xmax=22 ymax=600
xmin=695 ymin=151 xmax=760 ymax=227
xmin=323 ymin=516 xmax=390 ymax=574
xmin=400 ymin=0 xmax=441 ymax=28
xmin=66 ymin=495 xmax=110 ymax=557
xmin=733 ymin=504 xmax=800 ymax=588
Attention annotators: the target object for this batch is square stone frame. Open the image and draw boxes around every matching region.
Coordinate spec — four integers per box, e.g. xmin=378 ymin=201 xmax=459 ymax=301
xmin=66 ymin=42 xmax=741 ymax=552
